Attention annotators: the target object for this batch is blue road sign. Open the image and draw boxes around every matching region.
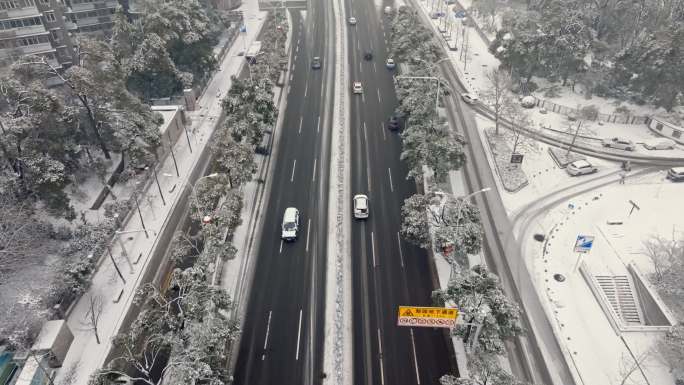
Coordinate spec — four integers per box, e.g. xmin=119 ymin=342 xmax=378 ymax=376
xmin=454 ymin=10 xmax=467 ymax=18
xmin=240 ymin=25 xmax=247 ymax=33
xmin=574 ymin=235 xmax=594 ymax=253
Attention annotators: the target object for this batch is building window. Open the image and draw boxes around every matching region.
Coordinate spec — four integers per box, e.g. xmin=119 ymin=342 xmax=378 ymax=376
xmin=25 ymin=0 xmax=35 ymax=6
xmin=656 ymin=122 xmax=664 ymax=131
xmin=45 ymin=12 xmax=56 ymax=22
xmin=0 ymin=1 xmax=19 ymax=10
xmin=673 ymin=130 xmax=682 ymax=139
xmin=50 ymin=29 xmax=59 ymax=41
xmin=39 ymin=0 xmax=48 ymax=4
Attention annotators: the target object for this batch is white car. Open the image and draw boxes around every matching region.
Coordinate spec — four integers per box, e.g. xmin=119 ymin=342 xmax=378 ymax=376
xmin=461 ymin=92 xmax=479 ymax=104
xmin=602 ymin=137 xmax=635 ymax=151
xmin=353 ymin=194 xmax=369 ymax=219
xmin=281 ymin=207 xmax=300 ymax=241
xmin=566 ymin=160 xmax=598 ymax=176
xmin=353 ymin=81 xmax=363 ymax=94
xmin=348 ymin=17 xmax=357 ymax=25
xmin=642 ymin=138 xmax=676 ymax=150
xmin=384 ymin=6 xmax=392 ymax=14
xmin=385 ymin=58 xmax=396 ymax=69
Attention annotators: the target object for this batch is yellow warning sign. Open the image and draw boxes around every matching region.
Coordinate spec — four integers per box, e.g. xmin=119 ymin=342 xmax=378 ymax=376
xmin=397 ymin=306 xmax=458 ymax=328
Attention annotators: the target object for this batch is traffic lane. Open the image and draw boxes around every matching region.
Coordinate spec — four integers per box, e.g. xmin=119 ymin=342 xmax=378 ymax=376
xmin=351 ymin=5 xmax=455 ymax=383
xmin=233 ymin=8 xmax=331 ymax=384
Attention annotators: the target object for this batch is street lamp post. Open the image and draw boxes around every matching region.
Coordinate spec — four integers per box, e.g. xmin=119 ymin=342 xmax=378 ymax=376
xmin=181 ymin=173 xmax=222 ymax=220
xmin=446 ymin=187 xmax=491 ymax=282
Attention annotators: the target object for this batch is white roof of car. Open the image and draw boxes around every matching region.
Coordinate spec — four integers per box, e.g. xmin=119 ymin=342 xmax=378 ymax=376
xmin=354 ymin=81 xmax=362 ymax=86
xmin=671 ymin=167 xmax=684 ymax=173
xmin=645 ymin=138 xmax=674 ymax=144
xmin=571 ymin=160 xmax=591 ymax=168
xmin=284 ymin=207 xmax=298 ymax=220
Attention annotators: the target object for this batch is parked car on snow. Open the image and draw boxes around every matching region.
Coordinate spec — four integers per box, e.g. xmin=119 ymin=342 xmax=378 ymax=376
xmin=602 ymin=137 xmax=635 ymax=151
xmin=642 ymin=138 xmax=676 ymax=150
xmin=520 ymin=95 xmax=536 ymax=108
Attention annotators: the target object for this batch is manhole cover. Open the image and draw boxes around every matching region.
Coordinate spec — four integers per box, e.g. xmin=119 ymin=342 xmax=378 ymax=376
xmin=533 ymin=234 xmax=545 ymax=242
xmin=554 ymin=274 xmax=566 ymax=282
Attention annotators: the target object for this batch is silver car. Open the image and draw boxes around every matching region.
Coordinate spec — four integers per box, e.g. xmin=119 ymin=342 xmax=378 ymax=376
xmin=602 ymin=137 xmax=635 ymax=151
xmin=566 ymin=160 xmax=597 ymax=176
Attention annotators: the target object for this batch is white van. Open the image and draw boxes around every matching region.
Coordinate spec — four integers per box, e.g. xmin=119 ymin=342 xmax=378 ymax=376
xmin=281 ymin=207 xmax=300 ymax=241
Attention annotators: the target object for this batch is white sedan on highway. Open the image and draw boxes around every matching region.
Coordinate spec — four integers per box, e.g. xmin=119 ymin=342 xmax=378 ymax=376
xmin=461 ymin=92 xmax=479 ymax=104
xmin=353 ymin=81 xmax=363 ymax=94
xmin=353 ymin=194 xmax=369 ymax=219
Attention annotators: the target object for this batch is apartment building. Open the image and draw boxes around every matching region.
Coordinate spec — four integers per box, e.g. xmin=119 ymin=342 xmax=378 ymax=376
xmin=0 ymin=0 xmax=78 ymax=70
xmin=0 ymin=0 xmax=139 ymax=70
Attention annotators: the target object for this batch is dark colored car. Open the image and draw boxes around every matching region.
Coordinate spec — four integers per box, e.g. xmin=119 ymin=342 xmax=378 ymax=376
xmin=364 ymin=51 xmax=373 ymax=60
xmin=388 ymin=116 xmax=400 ymax=131
xmin=311 ymin=56 xmax=321 ymax=69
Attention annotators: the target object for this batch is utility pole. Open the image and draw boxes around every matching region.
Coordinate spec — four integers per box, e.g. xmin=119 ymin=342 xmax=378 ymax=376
xmin=566 ymin=120 xmax=582 ymax=158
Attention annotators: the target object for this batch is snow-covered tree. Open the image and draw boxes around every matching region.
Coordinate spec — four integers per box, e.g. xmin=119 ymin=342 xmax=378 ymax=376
xmin=400 ymin=194 xmax=432 ymax=249
xmin=222 ymin=76 xmax=277 ymax=146
xmin=211 ymin=133 xmax=257 ymax=189
xmin=400 ymin=192 xmax=483 ymax=254
xmin=441 ymin=351 xmax=530 ymax=385
xmin=400 ymin=123 xmax=467 ymax=182
xmin=389 ymin=6 xmax=443 ymax=66
xmin=659 ymin=324 xmax=684 ymax=382
xmin=433 ymin=265 xmax=523 ymax=355
xmin=612 ymin=22 xmax=684 ymax=111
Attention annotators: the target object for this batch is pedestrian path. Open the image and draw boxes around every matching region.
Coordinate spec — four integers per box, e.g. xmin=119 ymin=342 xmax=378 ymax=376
xmin=53 ymin=2 xmax=267 ymax=384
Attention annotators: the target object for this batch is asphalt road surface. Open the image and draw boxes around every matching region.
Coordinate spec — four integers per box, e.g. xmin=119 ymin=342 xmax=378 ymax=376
xmin=345 ymin=2 xmax=456 ymax=385
xmin=232 ymin=1 xmax=335 ymax=383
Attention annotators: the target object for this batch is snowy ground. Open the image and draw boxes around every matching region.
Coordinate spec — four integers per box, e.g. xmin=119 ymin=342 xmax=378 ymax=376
xmin=518 ymin=171 xmax=682 ymax=385
xmin=48 ymin=1 xmax=268 ymax=383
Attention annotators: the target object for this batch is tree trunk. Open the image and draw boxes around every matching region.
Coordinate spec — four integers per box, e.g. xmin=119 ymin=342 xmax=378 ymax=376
xmin=78 ymin=95 xmax=111 ymax=159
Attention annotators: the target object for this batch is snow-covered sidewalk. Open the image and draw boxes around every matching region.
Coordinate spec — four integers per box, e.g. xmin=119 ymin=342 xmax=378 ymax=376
xmin=53 ymin=2 xmax=267 ymax=384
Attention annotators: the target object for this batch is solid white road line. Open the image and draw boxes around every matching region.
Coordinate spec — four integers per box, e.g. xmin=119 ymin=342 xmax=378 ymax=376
xmin=381 ymin=122 xmax=386 ymax=140
xmin=362 ymin=93 xmax=365 ymax=103
xmin=296 ymin=309 xmax=303 ymax=360
xmin=305 ymin=79 xmax=308 ymax=97
xmin=299 ymin=116 xmax=303 ymax=134
xmin=397 ymin=232 xmax=405 ymax=268
xmin=294 ymin=54 xmax=298 ymax=62
xmin=279 ymin=240 xmax=283 ymax=253
xmin=317 ymin=115 xmax=321 ymax=133
xmin=262 ymin=310 xmax=273 ymax=360
xmin=373 ymin=62 xmax=377 ymax=72
xmin=290 ymin=72 xmax=294 ymax=82
xmin=378 ymin=328 xmax=385 ymax=385
xmin=363 ymin=121 xmax=368 ymax=142
xmin=312 ymin=158 xmax=317 ymax=181
xmin=371 ymin=231 xmax=377 ymax=267
xmin=388 ymin=168 xmax=394 ymax=192
xmin=409 ymin=328 xmax=421 ymax=384
xmin=377 ymin=89 xmax=381 ymax=103
xmin=306 ymin=219 xmax=311 ymax=252
xmin=296 ymin=44 xmax=299 ymax=53
xmin=359 ymin=61 xmax=363 ymax=73
xmin=291 ymin=159 xmax=297 ymax=182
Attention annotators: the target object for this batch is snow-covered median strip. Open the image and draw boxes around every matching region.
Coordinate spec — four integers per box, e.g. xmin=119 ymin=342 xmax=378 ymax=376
xmin=323 ymin=0 xmax=352 ymax=383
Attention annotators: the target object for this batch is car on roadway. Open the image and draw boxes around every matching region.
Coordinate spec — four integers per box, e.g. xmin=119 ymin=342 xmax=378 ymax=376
xmin=642 ymin=138 xmax=676 ymax=150
xmin=388 ymin=115 xmax=400 ymax=131
xmin=364 ymin=51 xmax=373 ymax=60
xmin=566 ymin=160 xmax=598 ymax=176
xmin=311 ymin=56 xmax=321 ymax=69
xmin=666 ymin=167 xmax=684 ymax=182
xmin=384 ymin=6 xmax=392 ymax=14
xmin=386 ymin=58 xmax=396 ymax=69
xmin=602 ymin=137 xmax=635 ymax=151
xmin=353 ymin=194 xmax=369 ymax=219
xmin=281 ymin=207 xmax=300 ymax=241
xmin=461 ymin=92 xmax=479 ymax=105
xmin=353 ymin=81 xmax=363 ymax=94
xmin=348 ymin=17 xmax=357 ymax=25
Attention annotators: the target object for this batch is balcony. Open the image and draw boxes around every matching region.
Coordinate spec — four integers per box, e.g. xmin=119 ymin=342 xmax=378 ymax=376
xmin=0 ymin=7 xmax=42 ymax=20
xmin=68 ymin=0 xmax=119 ymax=12
xmin=0 ymin=24 xmax=48 ymax=39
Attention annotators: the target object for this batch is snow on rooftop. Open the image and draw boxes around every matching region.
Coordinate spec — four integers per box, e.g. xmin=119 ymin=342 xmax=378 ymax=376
xmin=31 ymin=320 xmax=65 ymax=352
